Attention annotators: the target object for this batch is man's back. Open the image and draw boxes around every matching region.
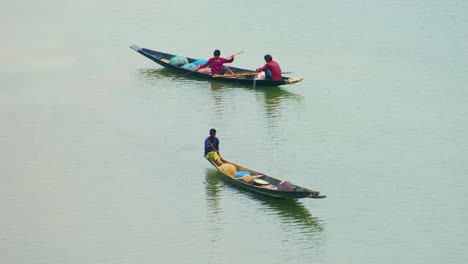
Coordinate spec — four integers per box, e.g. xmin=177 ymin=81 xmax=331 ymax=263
xmin=267 ymin=60 xmax=282 ymax=80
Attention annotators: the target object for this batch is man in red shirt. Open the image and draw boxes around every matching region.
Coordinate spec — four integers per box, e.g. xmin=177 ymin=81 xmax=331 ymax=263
xmin=256 ymin=54 xmax=282 ymax=80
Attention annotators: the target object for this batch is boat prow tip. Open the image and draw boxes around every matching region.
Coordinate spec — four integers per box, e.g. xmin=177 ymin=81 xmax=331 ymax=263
xmin=286 ymin=77 xmax=304 ymax=84
xmin=130 ymin=45 xmax=141 ymax=52
xmin=309 ymin=193 xmax=326 ymax=199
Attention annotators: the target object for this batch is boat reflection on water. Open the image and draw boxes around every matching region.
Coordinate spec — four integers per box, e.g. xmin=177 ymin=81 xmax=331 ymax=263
xmin=136 ymin=68 xmax=302 ymax=124
xmin=136 ymin=68 xmax=204 ymax=83
xmin=206 ymin=79 xmax=302 ymax=101
xmin=259 ymin=85 xmax=302 ymax=117
xmin=204 ymin=169 xmax=324 ymax=235
xmin=207 ymin=76 xmax=303 ymax=125
xmin=207 ymin=76 xmax=303 ymax=143
xmin=204 ymin=168 xmax=223 ymax=217
xmin=136 ymin=68 xmax=302 ymax=98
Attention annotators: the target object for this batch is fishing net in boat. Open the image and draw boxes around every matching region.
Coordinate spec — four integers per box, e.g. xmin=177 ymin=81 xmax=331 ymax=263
xmin=255 ymin=71 xmax=265 ymax=80
xmin=181 ymin=63 xmax=196 ymax=71
xmin=219 ymin=163 xmax=236 ymax=178
xmin=242 ymin=174 xmax=253 ymax=183
xmin=169 ymin=56 xmax=188 ymax=66
xmin=278 ymin=181 xmax=295 ymax=191
xmin=192 ymin=59 xmax=207 ymax=66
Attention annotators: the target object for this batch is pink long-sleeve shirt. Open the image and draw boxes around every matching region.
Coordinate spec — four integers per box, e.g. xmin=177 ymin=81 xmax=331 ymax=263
xmin=199 ymin=56 xmax=234 ymax=75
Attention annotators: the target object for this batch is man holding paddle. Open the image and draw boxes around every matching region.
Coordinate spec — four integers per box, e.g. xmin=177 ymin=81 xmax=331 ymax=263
xmin=204 ymin=128 xmax=222 ymax=166
xmin=196 ymin=49 xmax=236 ymax=75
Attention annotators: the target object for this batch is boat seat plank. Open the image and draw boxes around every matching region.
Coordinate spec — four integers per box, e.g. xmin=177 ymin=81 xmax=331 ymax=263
xmin=264 ymin=185 xmax=278 ymax=190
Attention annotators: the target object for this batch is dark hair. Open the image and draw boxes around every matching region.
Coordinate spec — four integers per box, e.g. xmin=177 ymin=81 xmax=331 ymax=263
xmin=264 ymin=54 xmax=273 ymax=62
xmin=214 ymin=50 xmax=221 ymax=56
xmin=210 ymin=128 xmax=216 ymax=134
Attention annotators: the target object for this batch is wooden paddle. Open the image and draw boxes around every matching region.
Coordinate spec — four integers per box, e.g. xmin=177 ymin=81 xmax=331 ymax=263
xmin=212 ymin=72 xmax=257 ymax=78
xmin=229 ymin=51 xmax=245 ymax=58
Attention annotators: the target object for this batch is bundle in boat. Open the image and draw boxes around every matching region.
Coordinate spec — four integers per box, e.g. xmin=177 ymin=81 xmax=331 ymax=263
xmin=219 ymin=163 xmax=237 ymax=178
xmin=169 ymin=56 xmax=188 ymax=66
xmin=192 ymin=59 xmax=207 ymax=66
xmin=242 ymin=174 xmax=253 ymax=183
xmin=278 ymin=181 xmax=295 ymax=191
xmin=181 ymin=63 xmax=196 ymax=71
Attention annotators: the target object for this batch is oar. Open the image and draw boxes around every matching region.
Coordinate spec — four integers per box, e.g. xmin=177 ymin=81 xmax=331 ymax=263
xmin=212 ymin=72 xmax=257 ymax=78
xmin=229 ymin=51 xmax=245 ymax=58
xmin=212 ymin=71 xmax=291 ymax=78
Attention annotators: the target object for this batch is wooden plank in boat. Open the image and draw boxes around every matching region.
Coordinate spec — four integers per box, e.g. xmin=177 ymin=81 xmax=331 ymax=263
xmin=262 ymin=184 xmax=278 ymax=190
xmin=213 ymin=72 xmax=257 ymax=78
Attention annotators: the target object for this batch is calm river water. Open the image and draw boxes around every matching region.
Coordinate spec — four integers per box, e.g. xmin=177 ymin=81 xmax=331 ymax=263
xmin=1 ymin=1 xmax=468 ymax=263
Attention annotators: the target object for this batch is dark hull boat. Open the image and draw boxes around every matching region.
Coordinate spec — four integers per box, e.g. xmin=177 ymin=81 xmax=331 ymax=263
xmin=130 ymin=45 xmax=303 ymax=86
xmin=207 ymin=157 xmax=326 ymax=199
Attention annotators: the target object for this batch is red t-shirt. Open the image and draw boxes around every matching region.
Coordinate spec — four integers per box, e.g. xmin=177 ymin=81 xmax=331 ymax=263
xmin=256 ymin=61 xmax=282 ymax=80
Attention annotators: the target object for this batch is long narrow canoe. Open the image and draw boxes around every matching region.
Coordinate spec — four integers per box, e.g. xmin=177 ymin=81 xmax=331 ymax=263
xmin=130 ymin=45 xmax=303 ymax=86
xmin=207 ymin=157 xmax=326 ymax=199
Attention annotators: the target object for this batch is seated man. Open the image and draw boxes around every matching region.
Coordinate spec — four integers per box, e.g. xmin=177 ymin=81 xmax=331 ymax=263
xmin=256 ymin=54 xmax=282 ymax=80
xmin=204 ymin=128 xmax=222 ymax=166
xmin=197 ymin=49 xmax=235 ymax=75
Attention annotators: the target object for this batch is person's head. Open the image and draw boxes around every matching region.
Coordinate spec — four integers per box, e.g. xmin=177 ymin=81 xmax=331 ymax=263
xmin=213 ymin=50 xmax=221 ymax=57
xmin=209 ymin=128 xmax=217 ymax=137
xmin=264 ymin=54 xmax=273 ymax=62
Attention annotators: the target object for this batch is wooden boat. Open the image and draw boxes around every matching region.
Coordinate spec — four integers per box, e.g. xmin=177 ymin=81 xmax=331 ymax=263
xmin=206 ymin=157 xmax=326 ymax=199
xmin=130 ymin=45 xmax=304 ymax=86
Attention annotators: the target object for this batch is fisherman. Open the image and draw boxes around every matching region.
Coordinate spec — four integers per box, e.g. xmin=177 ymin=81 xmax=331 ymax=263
xmin=204 ymin=128 xmax=222 ymax=166
xmin=256 ymin=54 xmax=282 ymax=80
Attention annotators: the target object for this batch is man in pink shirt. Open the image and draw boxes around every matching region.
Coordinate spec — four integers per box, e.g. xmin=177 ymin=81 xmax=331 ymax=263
xmin=256 ymin=54 xmax=282 ymax=80
xmin=197 ymin=49 xmax=235 ymax=75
